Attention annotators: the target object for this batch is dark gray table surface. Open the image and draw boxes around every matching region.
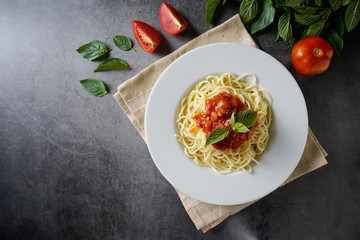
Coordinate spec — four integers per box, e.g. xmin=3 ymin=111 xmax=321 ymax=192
xmin=1 ymin=0 xmax=360 ymax=239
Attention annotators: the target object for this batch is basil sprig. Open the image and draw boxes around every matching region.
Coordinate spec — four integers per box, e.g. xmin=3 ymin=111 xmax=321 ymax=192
xmin=79 ymin=79 xmax=108 ymax=97
xmin=205 ymin=109 xmax=257 ymax=147
xmin=205 ymin=0 xmax=360 ymax=60
xmin=113 ymin=35 xmax=134 ymax=51
xmin=76 ymin=40 xmax=111 ymax=61
xmin=94 ymin=58 xmax=130 ymax=72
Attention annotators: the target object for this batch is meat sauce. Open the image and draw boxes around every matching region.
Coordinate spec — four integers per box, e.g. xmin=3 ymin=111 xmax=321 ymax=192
xmin=193 ymin=92 xmax=257 ymax=151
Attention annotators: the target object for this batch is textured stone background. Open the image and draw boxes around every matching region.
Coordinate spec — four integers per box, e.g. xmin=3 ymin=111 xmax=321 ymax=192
xmin=1 ymin=0 xmax=359 ymax=239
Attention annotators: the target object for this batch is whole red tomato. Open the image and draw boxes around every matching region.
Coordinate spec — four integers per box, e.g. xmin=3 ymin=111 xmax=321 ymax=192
xmin=159 ymin=2 xmax=189 ymax=35
xmin=132 ymin=20 xmax=161 ymax=53
xmin=291 ymin=36 xmax=333 ymax=75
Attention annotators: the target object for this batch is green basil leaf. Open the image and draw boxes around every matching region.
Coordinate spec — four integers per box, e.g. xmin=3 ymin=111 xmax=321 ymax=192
xmin=320 ymin=9 xmax=332 ymax=20
xmin=278 ymin=11 xmax=294 ymax=42
xmin=330 ymin=0 xmax=342 ymax=10
xmin=222 ymin=0 xmax=227 ymax=6
xmin=299 ymin=7 xmax=331 ymax=38
xmin=250 ymin=0 xmax=276 ymax=34
xmin=325 ymin=30 xmax=343 ymax=58
xmin=205 ymin=128 xmax=230 ymax=146
xmin=236 ymin=110 xmax=257 ymax=128
xmin=273 ymin=28 xmax=280 ymax=42
xmin=232 ymin=122 xmax=250 ymax=133
xmin=300 ymin=19 xmax=327 ymax=38
xmin=274 ymin=0 xmax=286 ymax=5
xmin=294 ymin=12 xmax=322 ymax=25
xmin=79 ymin=79 xmax=107 ymax=97
xmin=113 ymin=35 xmax=133 ymax=51
xmin=206 ymin=0 xmax=221 ymax=25
xmin=293 ymin=6 xmax=319 ymax=15
xmin=294 ymin=8 xmax=330 ymax=26
xmin=240 ymin=0 xmax=260 ymax=23
xmin=94 ymin=58 xmax=130 ymax=72
xmin=345 ymin=0 xmax=360 ymax=32
xmin=279 ymin=0 xmax=306 ymax=7
xmin=314 ymin=0 xmax=323 ymax=6
xmin=337 ymin=13 xmax=345 ymax=37
xmin=231 ymin=109 xmax=236 ymax=126
xmin=342 ymin=0 xmax=351 ymax=6
xmin=76 ymin=40 xmax=111 ymax=61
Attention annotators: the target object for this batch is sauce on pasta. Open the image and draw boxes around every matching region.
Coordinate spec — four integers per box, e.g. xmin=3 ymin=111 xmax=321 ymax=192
xmin=193 ymin=92 xmax=256 ymax=151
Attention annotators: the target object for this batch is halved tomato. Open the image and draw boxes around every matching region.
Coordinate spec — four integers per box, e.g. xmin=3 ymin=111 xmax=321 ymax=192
xmin=159 ymin=2 xmax=189 ymax=35
xmin=132 ymin=20 xmax=161 ymax=53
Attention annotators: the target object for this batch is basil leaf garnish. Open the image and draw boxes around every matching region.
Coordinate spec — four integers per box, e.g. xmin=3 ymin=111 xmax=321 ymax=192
xmin=345 ymin=0 xmax=360 ymax=32
xmin=240 ymin=0 xmax=259 ymax=23
xmin=230 ymin=109 xmax=236 ymax=126
xmin=236 ymin=110 xmax=257 ymax=128
xmin=94 ymin=58 xmax=130 ymax=72
xmin=232 ymin=122 xmax=250 ymax=133
xmin=206 ymin=0 xmax=221 ymax=25
xmin=250 ymin=0 xmax=275 ymax=34
xmin=79 ymin=79 xmax=107 ymax=97
xmin=205 ymin=128 xmax=230 ymax=147
xmin=113 ymin=35 xmax=133 ymax=51
xmin=76 ymin=40 xmax=111 ymax=61
xmin=204 ymin=109 xmax=257 ymax=147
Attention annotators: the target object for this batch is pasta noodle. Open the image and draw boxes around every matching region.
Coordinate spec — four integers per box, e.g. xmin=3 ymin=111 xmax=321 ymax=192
xmin=176 ymin=73 xmax=271 ymax=174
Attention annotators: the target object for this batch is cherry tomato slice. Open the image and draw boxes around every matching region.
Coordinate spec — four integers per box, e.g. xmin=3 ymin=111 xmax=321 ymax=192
xmin=132 ymin=20 xmax=161 ymax=53
xmin=291 ymin=36 xmax=333 ymax=75
xmin=159 ymin=2 xmax=189 ymax=35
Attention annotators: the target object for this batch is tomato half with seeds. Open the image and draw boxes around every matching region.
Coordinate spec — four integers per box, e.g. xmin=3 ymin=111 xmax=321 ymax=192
xmin=159 ymin=2 xmax=189 ymax=35
xmin=291 ymin=36 xmax=333 ymax=75
xmin=132 ymin=20 xmax=161 ymax=53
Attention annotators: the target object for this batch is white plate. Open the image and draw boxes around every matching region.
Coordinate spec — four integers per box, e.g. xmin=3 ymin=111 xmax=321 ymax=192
xmin=145 ymin=43 xmax=308 ymax=205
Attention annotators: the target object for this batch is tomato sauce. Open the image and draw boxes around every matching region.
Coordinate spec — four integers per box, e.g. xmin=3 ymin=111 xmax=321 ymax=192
xmin=193 ymin=92 xmax=257 ymax=151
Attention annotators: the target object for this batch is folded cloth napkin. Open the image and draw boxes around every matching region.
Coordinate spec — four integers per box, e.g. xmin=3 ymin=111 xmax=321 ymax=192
xmin=114 ymin=15 xmax=328 ymax=232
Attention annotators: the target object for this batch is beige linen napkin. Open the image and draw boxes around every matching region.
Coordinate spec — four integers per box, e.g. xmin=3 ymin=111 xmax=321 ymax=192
xmin=114 ymin=15 xmax=328 ymax=232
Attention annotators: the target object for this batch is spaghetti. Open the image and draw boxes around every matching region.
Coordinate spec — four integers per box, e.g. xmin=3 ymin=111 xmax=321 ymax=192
xmin=176 ymin=73 xmax=271 ymax=174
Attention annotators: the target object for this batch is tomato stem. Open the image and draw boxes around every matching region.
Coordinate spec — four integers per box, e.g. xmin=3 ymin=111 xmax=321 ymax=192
xmin=313 ymin=48 xmax=323 ymax=56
